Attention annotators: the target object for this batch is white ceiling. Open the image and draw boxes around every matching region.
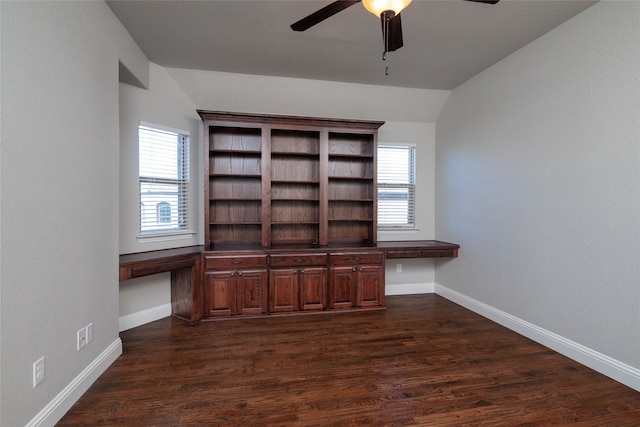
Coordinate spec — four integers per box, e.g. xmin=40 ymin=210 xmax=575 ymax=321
xmin=107 ymin=0 xmax=597 ymax=90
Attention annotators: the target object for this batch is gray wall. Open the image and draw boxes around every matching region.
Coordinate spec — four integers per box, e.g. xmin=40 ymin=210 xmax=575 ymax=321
xmin=1 ymin=2 xmax=147 ymax=425
xmin=119 ymin=62 xmax=203 ymax=255
xmin=436 ymin=1 xmax=639 ymax=372
xmin=118 ymin=63 xmax=203 ymax=328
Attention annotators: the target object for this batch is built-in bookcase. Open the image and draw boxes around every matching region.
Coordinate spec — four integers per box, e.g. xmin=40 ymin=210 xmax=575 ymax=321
xmin=270 ymin=129 xmax=320 ymax=246
xmin=207 ymin=125 xmax=263 ymax=245
xmin=327 ymin=132 xmax=376 ymax=244
xmin=199 ymin=111 xmax=383 ymax=249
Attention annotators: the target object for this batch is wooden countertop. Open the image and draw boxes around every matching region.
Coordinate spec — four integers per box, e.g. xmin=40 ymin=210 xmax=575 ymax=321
xmin=119 ymin=240 xmax=459 ymax=281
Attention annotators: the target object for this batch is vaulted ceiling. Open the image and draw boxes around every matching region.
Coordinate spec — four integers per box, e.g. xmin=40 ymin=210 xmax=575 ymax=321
xmin=107 ymin=0 xmax=597 ymax=90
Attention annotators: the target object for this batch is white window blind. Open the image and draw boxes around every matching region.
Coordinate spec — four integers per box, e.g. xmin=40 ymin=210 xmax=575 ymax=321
xmin=139 ymin=124 xmax=190 ymax=235
xmin=378 ymin=145 xmax=416 ymax=227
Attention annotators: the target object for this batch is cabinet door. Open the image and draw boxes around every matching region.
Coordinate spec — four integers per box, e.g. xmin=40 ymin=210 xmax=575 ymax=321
xmin=204 ymin=271 xmax=236 ymax=317
xmin=299 ymin=267 xmax=327 ymax=311
xmin=329 ymin=267 xmax=356 ymax=309
xmin=355 ymin=265 xmax=384 ymax=308
xmin=269 ymin=268 xmax=299 ymax=313
xmin=236 ymin=270 xmax=268 ymax=316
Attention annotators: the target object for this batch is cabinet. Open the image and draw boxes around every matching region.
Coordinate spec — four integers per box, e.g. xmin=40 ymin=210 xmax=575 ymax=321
xmin=119 ymin=241 xmax=460 ymax=323
xmin=203 ymin=255 xmax=268 ymax=317
xmin=199 ymin=111 xmax=383 ymax=249
xmin=329 ymin=252 xmax=384 ymax=310
xmin=269 ymin=254 xmax=328 ymax=312
xmin=177 ymin=111 xmax=462 ymax=322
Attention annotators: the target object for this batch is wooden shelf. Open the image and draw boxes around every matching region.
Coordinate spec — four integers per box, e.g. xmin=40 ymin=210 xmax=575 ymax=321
xmin=328 ymin=153 xmax=374 ymax=159
xmin=271 ymin=180 xmax=319 ymax=184
xmin=210 ymin=149 xmax=262 ymax=155
xmin=210 ymin=173 xmax=262 ymax=178
xmin=272 ymin=198 xmax=319 ymax=202
xmin=328 ymin=176 xmax=373 ymax=181
xmin=271 ymin=222 xmax=319 ymax=225
xmin=272 ymin=151 xmax=319 ymax=157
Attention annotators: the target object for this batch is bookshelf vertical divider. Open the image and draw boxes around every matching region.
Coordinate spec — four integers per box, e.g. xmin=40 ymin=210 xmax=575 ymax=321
xmin=261 ymin=126 xmax=272 ymax=248
xmin=318 ymin=128 xmax=329 ymax=247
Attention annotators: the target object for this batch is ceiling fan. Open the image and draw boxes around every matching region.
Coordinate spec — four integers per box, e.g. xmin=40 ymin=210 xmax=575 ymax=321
xmin=291 ymin=0 xmax=500 ymax=53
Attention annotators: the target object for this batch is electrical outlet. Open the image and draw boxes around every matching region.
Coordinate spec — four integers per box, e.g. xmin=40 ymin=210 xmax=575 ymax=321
xmin=33 ymin=357 xmax=45 ymax=387
xmin=77 ymin=327 xmax=87 ymax=351
xmin=396 ymin=263 xmax=402 ymax=273
xmin=86 ymin=323 xmax=93 ymax=344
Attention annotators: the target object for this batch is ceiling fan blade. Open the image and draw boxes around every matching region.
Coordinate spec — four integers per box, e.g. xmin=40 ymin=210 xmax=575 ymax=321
xmin=291 ymin=1 xmax=361 ymax=32
xmin=464 ymin=0 xmax=500 ymax=4
xmin=382 ymin=12 xmax=403 ymax=52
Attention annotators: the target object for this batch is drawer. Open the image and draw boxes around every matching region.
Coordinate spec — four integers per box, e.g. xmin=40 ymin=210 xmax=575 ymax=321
xmin=422 ymin=249 xmax=457 ymax=258
xmin=204 ymin=255 xmax=267 ymax=271
xmin=385 ymin=250 xmax=422 ymax=259
xmin=330 ymin=252 xmax=383 ymax=266
xmin=270 ymin=253 xmax=327 ymax=268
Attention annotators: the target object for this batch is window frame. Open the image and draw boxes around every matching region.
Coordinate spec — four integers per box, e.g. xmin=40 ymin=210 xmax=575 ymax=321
xmin=377 ymin=143 xmax=417 ymax=230
xmin=137 ymin=121 xmax=192 ymax=239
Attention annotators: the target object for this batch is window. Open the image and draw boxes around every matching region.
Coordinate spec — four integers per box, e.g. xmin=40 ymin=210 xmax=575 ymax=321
xmin=157 ymin=202 xmax=171 ymax=224
xmin=378 ymin=145 xmax=416 ymax=227
xmin=139 ymin=123 xmax=190 ymax=236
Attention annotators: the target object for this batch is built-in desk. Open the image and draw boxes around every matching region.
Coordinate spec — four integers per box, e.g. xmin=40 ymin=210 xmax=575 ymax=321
xmin=119 ymin=240 xmax=459 ymax=323
xmin=120 ymin=246 xmax=204 ymax=322
xmin=119 ymin=246 xmax=204 ymax=281
xmin=378 ymin=240 xmax=459 ymax=259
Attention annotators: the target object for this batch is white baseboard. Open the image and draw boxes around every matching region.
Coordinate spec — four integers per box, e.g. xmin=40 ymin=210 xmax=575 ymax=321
xmin=26 ymin=338 xmax=122 ymax=427
xmin=119 ymin=303 xmax=172 ymax=332
xmin=385 ymin=282 xmax=435 ymax=295
xmin=435 ymin=283 xmax=640 ymax=392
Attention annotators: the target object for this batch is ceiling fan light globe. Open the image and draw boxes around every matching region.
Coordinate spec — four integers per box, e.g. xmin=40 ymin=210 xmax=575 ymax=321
xmin=362 ymin=0 xmax=412 ymax=17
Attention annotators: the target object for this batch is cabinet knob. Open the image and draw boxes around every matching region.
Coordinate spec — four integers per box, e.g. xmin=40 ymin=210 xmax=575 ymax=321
xmin=230 ymin=272 xmax=235 ymax=277
xmin=352 ymin=267 xmax=356 ymax=272
xmin=300 ymin=269 xmax=304 ymax=274
xmin=238 ymin=272 xmax=243 ymax=276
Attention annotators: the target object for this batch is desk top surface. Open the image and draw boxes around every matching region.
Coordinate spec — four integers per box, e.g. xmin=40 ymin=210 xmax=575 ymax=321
xmin=120 ymin=240 xmax=460 ymax=263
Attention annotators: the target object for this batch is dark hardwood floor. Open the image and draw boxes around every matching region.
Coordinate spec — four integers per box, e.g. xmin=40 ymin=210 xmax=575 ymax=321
xmin=58 ymin=295 xmax=640 ymax=426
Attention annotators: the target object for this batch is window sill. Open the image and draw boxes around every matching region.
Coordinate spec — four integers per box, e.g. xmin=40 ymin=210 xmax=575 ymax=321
xmin=137 ymin=231 xmax=196 ymax=244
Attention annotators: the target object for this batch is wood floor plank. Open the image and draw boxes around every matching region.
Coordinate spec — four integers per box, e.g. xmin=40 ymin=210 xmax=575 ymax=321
xmin=57 ymin=295 xmax=640 ymax=426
